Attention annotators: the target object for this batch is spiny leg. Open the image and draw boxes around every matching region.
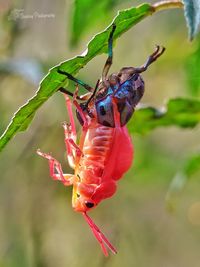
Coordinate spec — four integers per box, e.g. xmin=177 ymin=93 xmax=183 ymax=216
xmin=83 ymin=212 xmax=117 ymax=256
xmin=102 ymin=24 xmax=116 ymax=81
xmin=58 ymin=69 xmax=93 ymax=92
xmin=134 ymin=45 xmax=165 ymax=73
xmin=37 ymin=149 xmax=74 ymax=186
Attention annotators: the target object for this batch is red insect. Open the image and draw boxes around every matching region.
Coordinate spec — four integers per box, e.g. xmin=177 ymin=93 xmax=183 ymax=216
xmin=37 ymin=93 xmax=132 ymax=256
xmin=37 ymin=25 xmax=165 ymax=256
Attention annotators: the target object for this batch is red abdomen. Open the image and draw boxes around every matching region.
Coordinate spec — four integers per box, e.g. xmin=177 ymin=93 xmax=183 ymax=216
xmin=76 ymin=122 xmax=133 ymax=203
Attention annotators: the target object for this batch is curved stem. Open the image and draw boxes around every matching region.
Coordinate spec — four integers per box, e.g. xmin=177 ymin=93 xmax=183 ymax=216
xmin=152 ymin=0 xmax=184 ymax=12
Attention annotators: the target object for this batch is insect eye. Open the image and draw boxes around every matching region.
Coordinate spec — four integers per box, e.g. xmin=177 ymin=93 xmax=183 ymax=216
xmin=85 ymin=201 xmax=94 ymax=208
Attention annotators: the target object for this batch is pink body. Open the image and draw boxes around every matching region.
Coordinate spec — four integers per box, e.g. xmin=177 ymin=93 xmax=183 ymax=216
xmin=37 ymin=38 xmax=165 ymax=256
xmin=73 ymin=119 xmax=133 ymax=212
xmin=37 ymin=96 xmax=133 ymax=256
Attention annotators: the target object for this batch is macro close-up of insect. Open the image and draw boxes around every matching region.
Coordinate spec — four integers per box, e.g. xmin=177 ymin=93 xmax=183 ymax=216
xmin=1 ymin=0 xmax=200 ymax=266
xmin=37 ymin=24 xmax=165 ymax=256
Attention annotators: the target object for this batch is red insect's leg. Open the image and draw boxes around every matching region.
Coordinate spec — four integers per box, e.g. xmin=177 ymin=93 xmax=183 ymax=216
xmin=72 ymin=84 xmax=88 ymax=129
xmin=112 ymin=97 xmax=121 ymax=127
xmin=72 ymin=85 xmax=89 ymax=153
xmin=63 ymin=95 xmax=83 ymax=168
xmin=83 ymin=212 xmax=117 ymax=256
xmin=64 ymin=94 xmax=76 ymax=139
xmin=62 ymin=122 xmax=82 ymax=169
xmin=37 ymin=149 xmax=74 ymax=186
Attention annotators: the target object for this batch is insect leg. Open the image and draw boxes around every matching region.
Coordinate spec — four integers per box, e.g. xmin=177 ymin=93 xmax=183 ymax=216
xmin=111 ymin=96 xmax=121 ymax=127
xmin=134 ymin=45 xmax=165 ymax=73
xmin=59 ymin=87 xmax=92 ymax=101
xmin=84 ymin=79 xmax=100 ymax=108
xmin=73 ymin=84 xmax=89 ymax=129
xmin=62 ymin=95 xmax=83 ymax=168
xmin=62 ymin=122 xmax=82 ymax=169
xmin=37 ymin=149 xmax=75 ymax=186
xmin=71 ymin=86 xmax=90 ymax=161
xmin=83 ymin=212 xmax=117 ymax=256
xmin=58 ymin=69 xmax=93 ymax=92
xmin=102 ymin=24 xmax=116 ymax=81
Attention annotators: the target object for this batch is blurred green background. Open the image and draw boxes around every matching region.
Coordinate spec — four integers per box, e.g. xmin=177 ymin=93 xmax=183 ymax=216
xmin=1 ymin=0 xmax=200 ymax=266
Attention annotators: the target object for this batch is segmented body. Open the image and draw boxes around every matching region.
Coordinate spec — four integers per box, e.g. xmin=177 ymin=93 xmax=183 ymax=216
xmin=72 ymin=118 xmax=133 ymax=212
xmin=37 ymin=24 xmax=165 ymax=256
xmin=37 ymin=96 xmax=133 ymax=255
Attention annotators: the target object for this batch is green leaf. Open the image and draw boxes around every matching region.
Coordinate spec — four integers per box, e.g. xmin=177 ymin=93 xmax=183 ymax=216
xmin=166 ymin=153 xmax=200 ymax=211
xmin=70 ymin=0 xmax=129 ymax=46
xmin=128 ymin=98 xmax=200 ymax=134
xmin=185 ymin=36 xmax=200 ymax=96
xmin=184 ymin=153 xmax=200 ymax=176
xmin=0 ymin=3 xmax=153 ymax=152
xmin=183 ymin=0 xmax=200 ymax=40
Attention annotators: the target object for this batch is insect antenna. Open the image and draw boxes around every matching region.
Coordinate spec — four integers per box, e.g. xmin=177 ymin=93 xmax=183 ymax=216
xmin=83 ymin=212 xmax=117 ymax=256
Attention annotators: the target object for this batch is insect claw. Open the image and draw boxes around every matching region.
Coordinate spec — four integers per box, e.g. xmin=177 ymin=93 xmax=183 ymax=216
xmin=62 ymin=121 xmax=67 ymax=128
xmin=159 ymin=46 xmax=166 ymax=56
xmin=154 ymin=45 xmax=165 ymax=58
xmin=154 ymin=44 xmax=160 ymax=53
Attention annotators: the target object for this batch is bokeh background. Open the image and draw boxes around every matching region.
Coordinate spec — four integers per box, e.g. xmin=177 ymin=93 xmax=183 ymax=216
xmin=1 ymin=0 xmax=200 ymax=266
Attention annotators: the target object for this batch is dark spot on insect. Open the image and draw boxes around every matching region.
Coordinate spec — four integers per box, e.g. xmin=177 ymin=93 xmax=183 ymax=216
xmin=102 ymin=121 xmax=111 ymax=127
xmin=85 ymin=202 xmax=94 ymax=208
xmin=77 ymin=174 xmax=81 ymax=180
xmin=77 ymin=193 xmax=80 ymax=198
xmin=133 ymin=73 xmax=139 ymax=81
xmin=100 ymin=106 xmax=106 ymax=116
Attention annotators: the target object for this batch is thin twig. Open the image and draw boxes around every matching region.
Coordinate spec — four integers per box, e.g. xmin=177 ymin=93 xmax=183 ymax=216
xmin=152 ymin=0 xmax=183 ymax=12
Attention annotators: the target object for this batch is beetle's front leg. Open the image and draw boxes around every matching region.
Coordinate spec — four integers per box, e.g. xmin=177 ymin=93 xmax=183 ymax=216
xmin=37 ymin=149 xmax=75 ymax=186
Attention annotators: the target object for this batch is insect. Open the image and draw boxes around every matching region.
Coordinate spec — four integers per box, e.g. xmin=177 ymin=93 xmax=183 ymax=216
xmin=37 ymin=24 xmax=165 ymax=256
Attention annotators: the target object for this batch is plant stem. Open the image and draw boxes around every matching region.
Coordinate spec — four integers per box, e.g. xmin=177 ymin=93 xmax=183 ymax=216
xmin=152 ymin=0 xmax=184 ymax=12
